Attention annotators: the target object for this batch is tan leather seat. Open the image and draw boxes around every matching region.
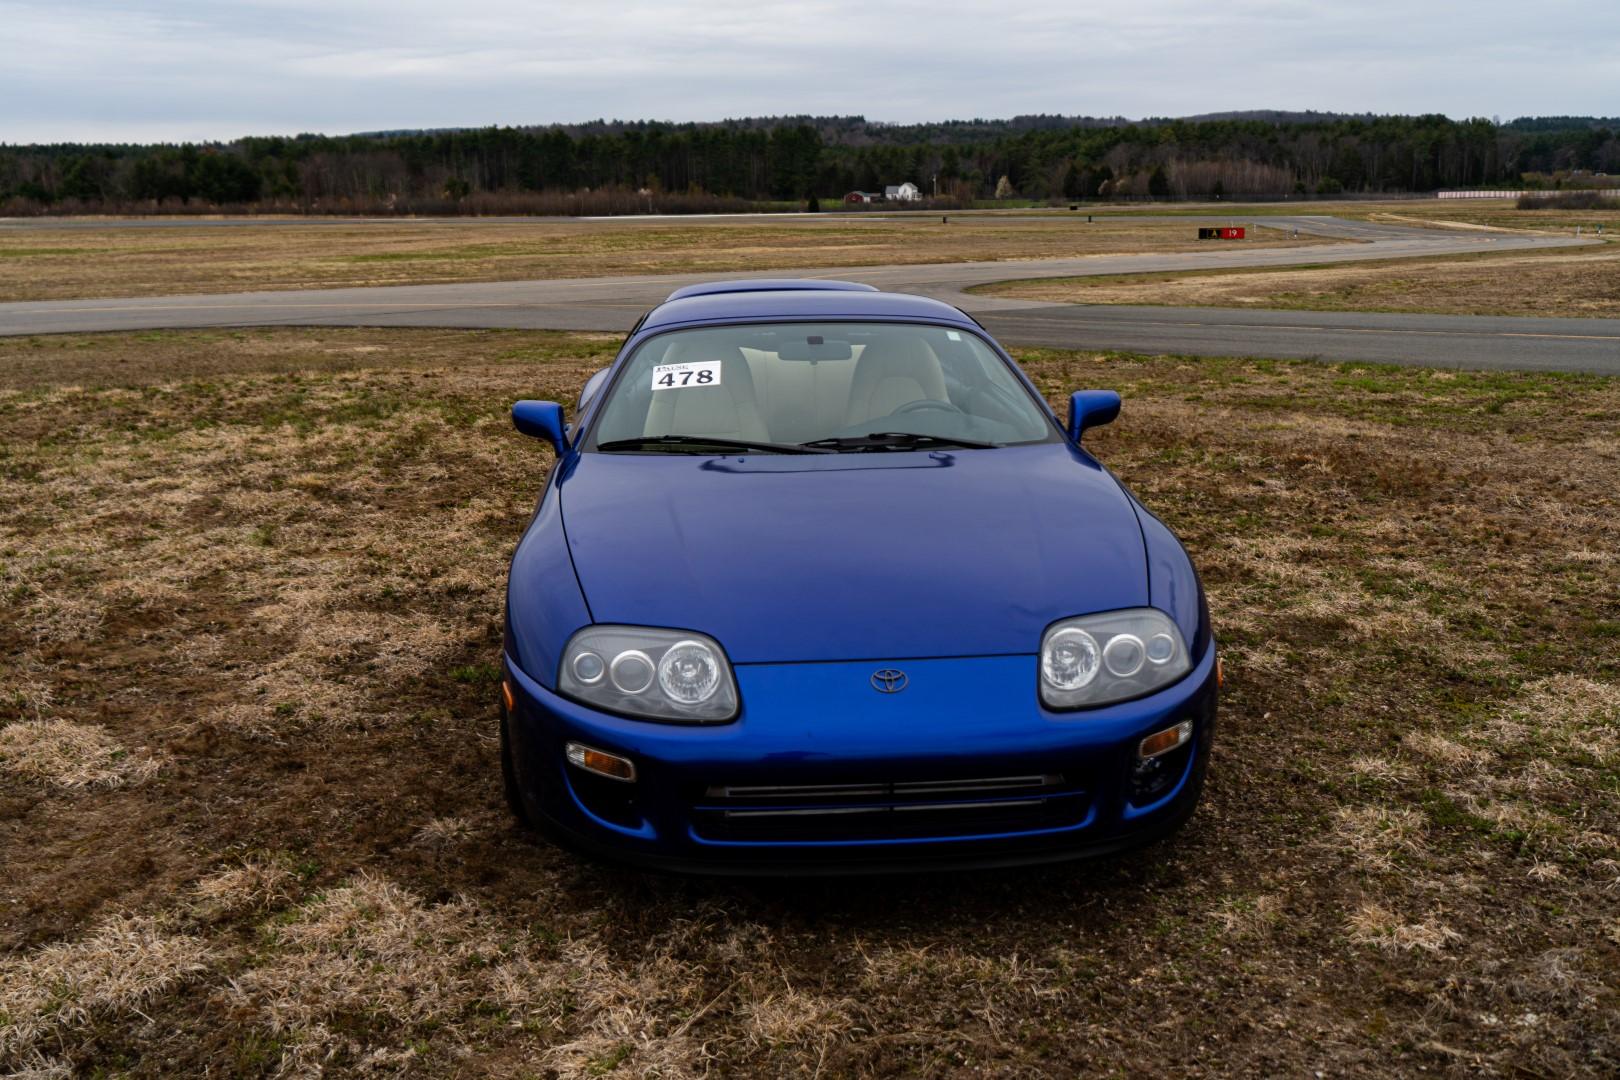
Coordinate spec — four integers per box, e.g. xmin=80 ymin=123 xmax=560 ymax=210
xmin=746 ymin=347 xmax=859 ymax=444
xmin=843 ymin=337 xmax=949 ymax=427
xmin=643 ymin=343 xmax=770 ymax=442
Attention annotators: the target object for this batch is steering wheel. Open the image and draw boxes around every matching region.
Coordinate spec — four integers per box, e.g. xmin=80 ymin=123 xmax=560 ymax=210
xmin=891 ymin=398 xmax=965 ymax=416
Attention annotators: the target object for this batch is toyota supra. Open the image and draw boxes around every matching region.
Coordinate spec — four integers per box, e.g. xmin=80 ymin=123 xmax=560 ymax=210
xmin=500 ymin=280 xmax=1217 ymax=874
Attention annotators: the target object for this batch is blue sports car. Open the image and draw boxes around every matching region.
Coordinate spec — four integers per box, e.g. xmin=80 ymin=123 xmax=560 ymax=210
xmin=500 ymin=280 xmax=1217 ymax=874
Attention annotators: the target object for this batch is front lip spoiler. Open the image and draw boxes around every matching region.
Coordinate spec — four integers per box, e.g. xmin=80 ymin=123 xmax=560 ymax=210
xmin=524 ymin=788 xmax=1201 ymax=877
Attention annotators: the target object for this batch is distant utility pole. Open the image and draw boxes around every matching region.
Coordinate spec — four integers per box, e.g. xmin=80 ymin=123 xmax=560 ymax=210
xmin=932 ymin=174 xmax=938 ymax=197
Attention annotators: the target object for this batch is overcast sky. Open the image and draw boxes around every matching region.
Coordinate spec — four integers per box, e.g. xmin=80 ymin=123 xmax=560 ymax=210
xmin=3 ymin=0 xmax=1617 ymax=144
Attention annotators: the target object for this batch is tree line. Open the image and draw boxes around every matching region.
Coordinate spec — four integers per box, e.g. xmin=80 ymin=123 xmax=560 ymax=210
xmin=3 ymin=114 xmax=1616 ymax=214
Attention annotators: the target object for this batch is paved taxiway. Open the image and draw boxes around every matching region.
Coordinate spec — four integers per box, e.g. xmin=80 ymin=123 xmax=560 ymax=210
xmin=1 ymin=215 xmax=1612 ymax=372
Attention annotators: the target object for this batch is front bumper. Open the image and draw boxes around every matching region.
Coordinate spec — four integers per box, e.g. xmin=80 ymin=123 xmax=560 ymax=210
xmin=503 ymin=643 xmax=1217 ymax=875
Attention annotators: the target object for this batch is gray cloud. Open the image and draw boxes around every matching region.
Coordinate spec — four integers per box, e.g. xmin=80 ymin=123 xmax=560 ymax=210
xmin=2 ymin=0 xmax=1616 ymax=143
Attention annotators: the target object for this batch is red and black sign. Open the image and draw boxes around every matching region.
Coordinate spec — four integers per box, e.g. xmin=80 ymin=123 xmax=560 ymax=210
xmin=1198 ymin=227 xmax=1247 ymax=240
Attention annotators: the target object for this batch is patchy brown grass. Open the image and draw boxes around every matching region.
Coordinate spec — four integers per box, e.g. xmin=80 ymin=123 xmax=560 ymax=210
xmin=977 ymin=244 xmax=1620 ymax=317
xmin=0 ymin=719 xmax=165 ymax=790
xmin=1370 ymin=202 xmax=1620 ymax=234
xmin=0 ymin=913 xmax=212 ymax=1065
xmin=0 ymin=216 xmax=1328 ymax=302
xmin=1 ymin=329 xmax=1618 ymax=1076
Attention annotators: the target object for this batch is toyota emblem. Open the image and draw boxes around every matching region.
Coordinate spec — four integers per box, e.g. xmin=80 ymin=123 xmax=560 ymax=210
xmin=870 ymin=668 xmax=908 ymax=693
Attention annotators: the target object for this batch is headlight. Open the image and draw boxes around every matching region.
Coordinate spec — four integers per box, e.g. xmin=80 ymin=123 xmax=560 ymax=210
xmin=1040 ymin=609 xmax=1190 ymax=709
xmin=558 ymin=625 xmax=738 ymax=722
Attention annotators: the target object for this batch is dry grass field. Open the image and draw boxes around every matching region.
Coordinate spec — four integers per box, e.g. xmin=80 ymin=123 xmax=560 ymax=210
xmin=0 ymin=217 xmax=1328 ymax=302
xmin=976 ymin=244 xmax=1620 ymax=318
xmin=2 ymin=329 xmax=1617 ymax=1077
xmin=1370 ymin=203 xmax=1620 ymax=234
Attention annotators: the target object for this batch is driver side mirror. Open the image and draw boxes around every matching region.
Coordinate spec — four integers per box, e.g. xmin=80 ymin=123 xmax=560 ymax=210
xmin=1067 ymin=390 xmax=1121 ymax=445
xmin=512 ymin=400 xmax=567 ymax=454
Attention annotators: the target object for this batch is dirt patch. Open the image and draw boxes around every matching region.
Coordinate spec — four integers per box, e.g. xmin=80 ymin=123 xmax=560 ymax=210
xmin=1 ymin=330 xmax=1617 ymax=1076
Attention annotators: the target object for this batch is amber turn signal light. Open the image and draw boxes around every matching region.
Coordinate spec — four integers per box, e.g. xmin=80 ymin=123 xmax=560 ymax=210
xmin=501 ymin=679 xmax=515 ymax=712
xmin=566 ymin=742 xmax=637 ymax=783
xmin=1139 ymin=720 xmax=1194 ymax=760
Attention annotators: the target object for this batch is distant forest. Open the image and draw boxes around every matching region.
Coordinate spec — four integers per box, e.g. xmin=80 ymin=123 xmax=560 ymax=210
xmin=3 ymin=113 xmax=1617 ymax=215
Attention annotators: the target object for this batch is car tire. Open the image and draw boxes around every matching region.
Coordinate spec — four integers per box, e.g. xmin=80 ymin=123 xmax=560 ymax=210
xmin=499 ymin=709 xmax=531 ymax=829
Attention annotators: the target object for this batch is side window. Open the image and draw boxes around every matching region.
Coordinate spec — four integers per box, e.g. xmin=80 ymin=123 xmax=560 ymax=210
xmin=592 ymin=335 xmax=672 ymax=444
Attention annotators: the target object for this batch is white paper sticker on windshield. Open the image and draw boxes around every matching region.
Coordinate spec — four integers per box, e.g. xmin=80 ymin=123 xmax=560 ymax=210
xmin=946 ymin=330 xmax=962 ymax=341
xmin=651 ymin=360 xmax=722 ymax=390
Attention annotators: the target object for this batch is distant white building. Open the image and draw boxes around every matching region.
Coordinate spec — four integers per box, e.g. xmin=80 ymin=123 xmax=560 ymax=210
xmin=884 ymin=182 xmax=921 ymax=202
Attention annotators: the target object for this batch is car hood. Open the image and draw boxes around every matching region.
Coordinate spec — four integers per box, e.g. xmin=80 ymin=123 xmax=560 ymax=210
xmin=556 ymin=443 xmax=1148 ymax=663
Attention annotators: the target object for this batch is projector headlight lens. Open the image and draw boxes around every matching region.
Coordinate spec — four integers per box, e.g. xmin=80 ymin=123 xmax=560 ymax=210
xmin=1103 ymin=633 xmax=1146 ymax=678
xmin=608 ymin=649 xmax=655 ymax=694
xmin=1040 ymin=609 xmax=1191 ymax=709
xmin=657 ymin=640 xmax=723 ymax=705
xmin=571 ymin=650 xmax=606 ymax=685
xmin=1041 ymin=627 xmax=1100 ymax=691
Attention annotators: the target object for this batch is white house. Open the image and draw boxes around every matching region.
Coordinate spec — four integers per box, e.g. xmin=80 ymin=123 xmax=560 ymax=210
xmin=883 ymin=182 xmax=921 ymax=202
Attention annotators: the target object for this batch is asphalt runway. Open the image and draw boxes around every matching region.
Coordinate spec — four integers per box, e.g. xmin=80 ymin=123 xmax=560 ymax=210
xmin=2 ymin=215 xmax=1615 ymax=372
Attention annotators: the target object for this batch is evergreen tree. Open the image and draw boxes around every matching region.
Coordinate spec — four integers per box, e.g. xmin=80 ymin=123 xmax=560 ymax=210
xmin=1061 ymin=160 xmax=1084 ymax=199
xmin=5 ymin=114 xmax=1616 ymax=212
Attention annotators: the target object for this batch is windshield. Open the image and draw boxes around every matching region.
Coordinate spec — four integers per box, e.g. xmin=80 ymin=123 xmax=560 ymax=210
xmin=587 ymin=322 xmax=1058 ymax=452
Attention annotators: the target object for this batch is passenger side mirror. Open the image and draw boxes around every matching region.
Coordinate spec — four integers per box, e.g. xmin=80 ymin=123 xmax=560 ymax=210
xmin=1067 ymin=390 xmax=1121 ymax=445
xmin=512 ymin=400 xmax=568 ymax=454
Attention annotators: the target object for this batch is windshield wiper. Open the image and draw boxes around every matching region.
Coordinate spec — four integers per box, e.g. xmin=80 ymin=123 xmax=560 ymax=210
xmin=799 ymin=432 xmax=1000 ymax=453
xmin=597 ymin=435 xmax=833 ymax=455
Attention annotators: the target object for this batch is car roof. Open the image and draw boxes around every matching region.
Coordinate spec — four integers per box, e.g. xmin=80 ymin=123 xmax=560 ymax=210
xmin=664 ymin=279 xmax=878 ymax=302
xmin=640 ymin=280 xmax=979 ymax=333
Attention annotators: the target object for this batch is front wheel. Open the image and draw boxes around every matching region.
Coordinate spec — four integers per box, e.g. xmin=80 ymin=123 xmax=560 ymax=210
xmin=499 ymin=709 xmax=531 ymax=828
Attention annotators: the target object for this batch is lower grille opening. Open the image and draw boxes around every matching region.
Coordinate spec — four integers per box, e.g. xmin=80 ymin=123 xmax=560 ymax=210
xmin=1129 ymin=739 xmax=1194 ymax=807
xmin=570 ymin=770 xmax=643 ymax=830
xmin=690 ymin=774 xmax=1088 ymax=843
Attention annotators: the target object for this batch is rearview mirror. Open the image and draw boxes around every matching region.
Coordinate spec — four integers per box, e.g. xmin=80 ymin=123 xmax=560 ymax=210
xmin=512 ymin=400 xmax=567 ymax=454
xmin=1067 ymin=390 xmax=1121 ymax=445
xmin=778 ymin=338 xmax=854 ymax=361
